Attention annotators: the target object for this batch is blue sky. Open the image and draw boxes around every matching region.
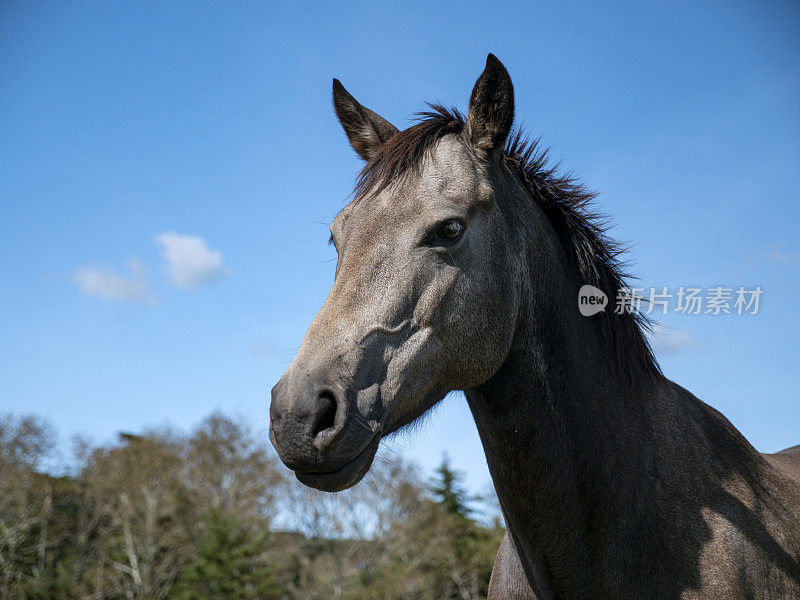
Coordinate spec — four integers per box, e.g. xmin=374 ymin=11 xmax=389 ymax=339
xmin=1 ymin=1 xmax=799 ymax=494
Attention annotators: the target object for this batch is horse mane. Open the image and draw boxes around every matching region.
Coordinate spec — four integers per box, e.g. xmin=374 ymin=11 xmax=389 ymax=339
xmin=353 ymin=104 xmax=662 ymax=387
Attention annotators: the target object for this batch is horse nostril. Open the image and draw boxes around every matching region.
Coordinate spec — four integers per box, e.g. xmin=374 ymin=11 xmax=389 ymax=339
xmin=311 ymin=390 xmax=339 ymax=440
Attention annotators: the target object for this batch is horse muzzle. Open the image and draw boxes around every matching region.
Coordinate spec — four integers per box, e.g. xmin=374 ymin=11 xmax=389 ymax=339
xmin=269 ymin=373 xmax=382 ymax=492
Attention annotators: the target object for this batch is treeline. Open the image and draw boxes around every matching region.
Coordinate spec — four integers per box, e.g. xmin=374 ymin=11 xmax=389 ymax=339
xmin=0 ymin=413 xmax=503 ymax=600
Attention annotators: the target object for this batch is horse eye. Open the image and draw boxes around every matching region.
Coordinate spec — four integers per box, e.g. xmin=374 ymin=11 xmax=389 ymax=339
xmin=434 ymin=219 xmax=465 ymax=244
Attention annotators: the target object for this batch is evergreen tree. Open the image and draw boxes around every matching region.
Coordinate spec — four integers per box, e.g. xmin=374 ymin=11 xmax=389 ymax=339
xmin=430 ymin=455 xmax=473 ymax=520
xmin=423 ymin=456 xmax=500 ymax=599
xmin=170 ymin=507 xmax=280 ymax=600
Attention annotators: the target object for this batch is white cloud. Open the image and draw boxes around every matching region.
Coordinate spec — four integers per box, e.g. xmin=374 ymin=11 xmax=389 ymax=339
xmin=154 ymin=232 xmax=226 ymax=290
xmin=73 ymin=258 xmax=156 ymax=305
xmin=769 ymin=243 xmax=800 ymax=267
xmin=647 ymin=323 xmax=699 ymax=355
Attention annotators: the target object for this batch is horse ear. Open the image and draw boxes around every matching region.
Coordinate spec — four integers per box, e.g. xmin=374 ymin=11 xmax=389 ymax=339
xmin=332 ymin=79 xmax=399 ymax=161
xmin=466 ymin=54 xmax=514 ymax=152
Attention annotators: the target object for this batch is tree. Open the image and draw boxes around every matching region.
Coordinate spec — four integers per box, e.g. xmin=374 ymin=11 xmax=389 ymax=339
xmin=83 ymin=430 xmax=192 ymax=600
xmin=0 ymin=412 xmax=504 ymax=600
xmin=170 ymin=507 xmax=279 ymax=600
xmin=383 ymin=456 xmax=502 ymax=600
xmin=183 ymin=413 xmax=283 ymax=522
xmin=431 ymin=456 xmax=474 ymax=520
xmin=0 ymin=415 xmax=59 ymax=599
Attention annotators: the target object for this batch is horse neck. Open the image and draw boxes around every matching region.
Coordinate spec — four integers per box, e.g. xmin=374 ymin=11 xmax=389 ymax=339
xmin=465 ymin=209 xmax=673 ymax=592
xmin=464 ymin=216 xmax=774 ymax=595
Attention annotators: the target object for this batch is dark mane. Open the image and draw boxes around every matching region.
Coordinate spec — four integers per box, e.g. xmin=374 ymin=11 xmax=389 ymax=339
xmin=354 ymin=104 xmax=661 ymax=386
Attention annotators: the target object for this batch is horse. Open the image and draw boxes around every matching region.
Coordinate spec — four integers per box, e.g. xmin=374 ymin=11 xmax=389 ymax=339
xmin=269 ymin=54 xmax=800 ymax=599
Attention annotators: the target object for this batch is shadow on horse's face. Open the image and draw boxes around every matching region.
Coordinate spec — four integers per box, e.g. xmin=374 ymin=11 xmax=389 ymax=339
xmin=270 ymin=58 xmax=524 ymax=490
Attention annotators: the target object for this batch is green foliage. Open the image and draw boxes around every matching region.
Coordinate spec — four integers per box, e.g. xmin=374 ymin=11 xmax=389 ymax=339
xmin=0 ymin=413 xmax=504 ymax=600
xmin=431 ymin=455 xmax=474 ymax=519
xmin=170 ymin=507 xmax=279 ymax=600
